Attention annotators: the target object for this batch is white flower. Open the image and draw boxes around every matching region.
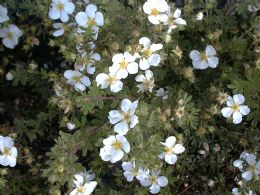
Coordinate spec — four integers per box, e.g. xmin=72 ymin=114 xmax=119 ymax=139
xmin=48 ymin=0 xmax=75 ymax=22
xmin=156 ymin=88 xmax=168 ymax=99
xmin=0 ymin=24 xmax=23 ymax=49
xmin=96 ymin=71 xmax=123 ymax=93
xmin=232 ymin=188 xmax=241 ymax=195
xmin=108 ymin=99 xmax=139 ymax=135
xmin=70 ymin=174 xmax=97 ymax=195
xmin=165 ymin=8 xmax=187 ymax=34
xmin=146 ymin=170 xmax=168 ymax=194
xmin=64 ymin=70 xmax=91 ymax=92
xmin=53 ymin=23 xmax=65 ymax=37
xmin=0 ymin=136 xmax=18 ymax=167
xmin=159 ymin=136 xmax=185 ymax=165
xmin=75 ymin=4 xmax=104 ymax=29
xmin=221 ymin=94 xmax=250 ymax=124
xmin=122 ymin=162 xmax=149 ymax=182
xmin=0 ymin=5 xmax=9 ymax=23
xmin=100 ymin=135 xmax=130 ymax=163
xmin=109 ymin=52 xmax=139 ymax=79
xmin=67 ymin=122 xmax=75 ymax=130
xmin=135 ymin=70 xmax=155 ymax=93
xmin=189 ymin=45 xmax=219 ymax=69
xmin=75 ymin=51 xmax=101 ymax=73
xmin=6 ymin=71 xmax=14 ymax=81
xmin=196 ymin=12 xmax=204 ymax=20
xmin=139 ymin=37 xmax=163 ymax=70
xmin=143 ymin=0 xmax=169 ymax=25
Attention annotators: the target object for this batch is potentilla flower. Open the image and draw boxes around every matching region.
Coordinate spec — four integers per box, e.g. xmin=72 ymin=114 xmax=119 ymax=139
xmin=0 ymin=136 xmax=18 ymax=167
xmin=52 ymin=23 xmax=65 ymax=37
xmin=75 ymin=51 xmax=101 ymax=73
xmin=165 ymin=8 xmax=187 ymax=34
xmin=139 ymin=37 xmax=163 ymax=70
xmin=75 ymin=4 xmax=104 ymax=29
xmin=0 ymin=5 xmax=9 ymax=23
xmin=196 ymin=12 xmax=204 ymax=20
xmin=146 ymin=170 xmax=168 ymax=194
xmin=189 ymin=45 xmax=219 ymax=69
xmin=0 ymin=24 xmax=23 ymax=49
xmin=64 ymin=70 xmax=91 ymax=92
xmin=135 ymin=70 xmax=155 ymax=93
xmin=70 ymin=173 xmax=97 ymax=195
xmin=109 ymin=52 xmax=139 ymax=79
xmin=49 ymin=0 xmax=75 ymax=22
xmin=143 ymin=0 xmax=169 ymax=25
xmin=99 ymin=135 xmax=130 ymax=163
xmin=221 ymin=94 xmax=250 ymax=124
xmin=96 ymin=71 xmax=123 ymax=93
xmin=217 ymin=92 xmax=229 ymax=105
xmin=108 ymin=99 xmax=139 ymax=135
xmin=156 ymin=88 xmax=168 ymax=99
xmin=159 ymin=136 xmax=185 ymax=165
xmin=233 ymin=152 xmax=260 ymax=181
xmin=122 ymin=161 xmax=149 ymax=182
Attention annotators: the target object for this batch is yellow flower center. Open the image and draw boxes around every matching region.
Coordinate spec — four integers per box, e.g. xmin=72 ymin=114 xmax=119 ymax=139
xmin=3 ymin=147 xmax=11 ymax=156
xmin=119 ymin=60 xmax=129 ymax=69
xmin=132 ymin=170 xmax=139 ymax=176
xmin=200 ymin=52 xmax=208 ymax=62
xmin=123 ymin=112 xmax=131 ymax=123
xmin=165 ymin=147 xmax=174 ymax=154
xmin=151 ymin=176 xmax=158 ymax=184
xmin=6 ymin=32 xmax=13 ymax=39
xmin=77 ymin=186 xmax=85 ymax=193
xmin=73 ymin=76 xmax=81 ymax=83
xmin=57 ymin=2 xmax=65 ymax=11
xmin=143 ymin=49 xmax=153 ymax=58
xmin=107 ymin=75 xmax=116 ymax=85
xmin=248 ymin=165 xmax=256 ymax=172
xmin=151 ymin=8 xmax=160 ymax=16
xmin=143 ymin=79 xmax=154 ymax=89
xmin=88 ymin=18 xmax=97 ymax=26
xmin=232 ymin=104 xmax=240 ymax=111
xmin=112 ymin=140 xmax=123 ymax=150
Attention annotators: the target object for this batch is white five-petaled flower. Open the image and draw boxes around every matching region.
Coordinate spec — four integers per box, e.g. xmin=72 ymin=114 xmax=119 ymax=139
xmin=49 ymin=0 xmax=75 ymax=22
xmin=96 ymin=71 xmax=123 ymax=93
xmin=0 ymin=24 xmax=23 ymax=49
xmin=122 ymin=161 xmax=149 ymax=183
xmin=146 ymin=170 xmax=168 ymax=194
xmin=135 ymin=70 xmax=155 ymax=93
xmin=156 ymin=88 xmax=168 ymax=99
xmin=221 ymin=94 xmax=250 ymax=124
xmin=139 ymin=37 xmax=163 ymax=70
xmin=0 ymin=136 xmax=18 ymax=167
xmin=233 ymin=152 xmax=260 ymax=181
xmin=0 ymin=5 xmax=9 ymax=23
xmin=109 ymin=52 xmax=139 ymax=79
xmin=75 ymin=51 xmax=101 ymax=73
xmin=70 ymin=173 xmax=97 ymax=195
xmin=99 ymin=135 xmax=130 ymax=163
xmin=108 ymin=99 xmax=139 ymax=135
xmin=159 ymin=136 xmax=185 ymax=165
xmin=189 ymin=45 xmax=219 ymax=69
xmin=165 ymin=8 xmax=187 ymax=34
xmin=64 ymin=70 xmax=91 ymax=92
xmin=52 ymin=23 xmax=65 ymax=37
xmin=75 ymin=4 xmax=104 ymax=29
xmin=143 ymin=0 xmax=169 ymax=25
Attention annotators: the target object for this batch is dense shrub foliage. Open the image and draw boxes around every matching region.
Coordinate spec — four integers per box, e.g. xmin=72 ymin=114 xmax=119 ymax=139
xmin=0 ymin=0 xmax=259 ymax=194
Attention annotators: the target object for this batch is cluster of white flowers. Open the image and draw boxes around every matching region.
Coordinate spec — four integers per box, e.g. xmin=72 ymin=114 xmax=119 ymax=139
xmin=96 ymin=37 xmax=163 ymax=93
xmin=221 ymin=94 xmax=250 ymax=124
xmin=0 ymin=136 xmax=18 ymax=167
xmin=0 ymin=5 xmax=23 ymax=49
xmin=70 ymin=170 xmax=97 ymax=195
xmin=143 ymin=0 xmax=186 ymax=34
xmin=233 ymin=151 xmax=260 ymax=181
xmin=122 ymin=162 xmax=168 ymax=194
